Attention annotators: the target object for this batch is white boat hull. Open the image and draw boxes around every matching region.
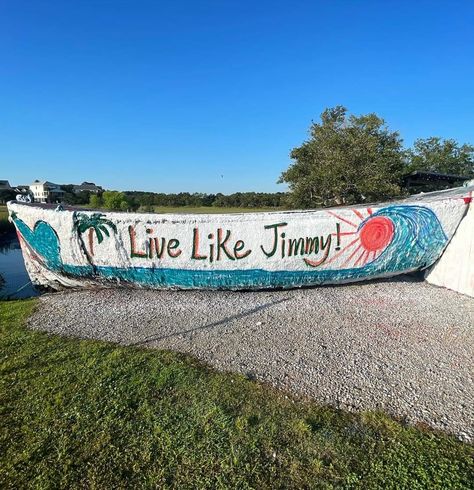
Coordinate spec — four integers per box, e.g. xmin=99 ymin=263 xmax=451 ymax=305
xmin=7 ymin=186 xmax=472 ymax=290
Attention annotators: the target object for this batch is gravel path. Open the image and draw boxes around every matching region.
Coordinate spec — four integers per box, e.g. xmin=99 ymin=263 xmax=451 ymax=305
xmin=28 ymin=277 xmax=474 ymax=442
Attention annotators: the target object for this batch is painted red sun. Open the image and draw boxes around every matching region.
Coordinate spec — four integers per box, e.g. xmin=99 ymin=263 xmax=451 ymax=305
xmin=325 ymin=208 xmax=395 ymax=268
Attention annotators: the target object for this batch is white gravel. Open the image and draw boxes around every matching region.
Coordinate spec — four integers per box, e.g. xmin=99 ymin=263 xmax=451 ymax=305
xmin=28 ymin=276 xmax=474 ymax=442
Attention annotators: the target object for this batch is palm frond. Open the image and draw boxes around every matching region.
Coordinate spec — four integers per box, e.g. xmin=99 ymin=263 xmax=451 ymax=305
xmin=95 ymin=228 xmax=104 ymax=244
xmin=101 ymin=218 xmax=117 ymax=233
xmin=74 ymin=211 xmax=117 ymax=248
xmin=78 ymin=221 xmax=93 ymax=234
xmin=98 ymin=224 xmax=110 ymax=237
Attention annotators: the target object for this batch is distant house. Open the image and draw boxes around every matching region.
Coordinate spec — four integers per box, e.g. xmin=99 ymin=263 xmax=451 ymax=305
xmin=402 ymin=171 xmax=471 ymax=192
xmin=72 ymin=182 xmax=103 ymax=194
xmin=29 ymin=180 xmax=65 ymax=203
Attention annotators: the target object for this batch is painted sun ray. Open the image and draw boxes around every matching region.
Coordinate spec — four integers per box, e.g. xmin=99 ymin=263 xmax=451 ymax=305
xmin=326 ymin=211 xmax=358 ymax=228
xmin=353 ymin=209 xmax=364 ymax=220
xmin=325 ymin=236 xmax=360 ymax=265
xmin=331 ymin=231 xmax=357 ymax=237
xmin=361 ymin=250 xmax=372 ymax=266
xmin=354 ymin=248 xmax=368 ymax=267
xmin=342 ymin=243 xmax=363 ymax=267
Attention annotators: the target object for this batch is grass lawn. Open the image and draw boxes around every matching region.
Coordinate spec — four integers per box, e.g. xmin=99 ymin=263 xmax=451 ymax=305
xmin=0 ymin=205 xmax=8 ymax=220
xmin=1 ymin=300 xmax=473 ymax=488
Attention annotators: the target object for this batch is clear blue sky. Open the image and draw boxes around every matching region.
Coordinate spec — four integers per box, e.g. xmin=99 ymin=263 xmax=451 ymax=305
xmin=1 ymin=0 xmax=473 ymax=193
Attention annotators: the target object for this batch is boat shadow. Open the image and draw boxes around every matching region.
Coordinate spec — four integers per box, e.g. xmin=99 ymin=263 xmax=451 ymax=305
xmin=129 ymin=296 xmax=293 ymax=347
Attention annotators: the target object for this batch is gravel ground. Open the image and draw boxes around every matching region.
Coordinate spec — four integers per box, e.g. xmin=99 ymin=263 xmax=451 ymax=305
xmin=28 ymin=277 xmax=474 ymax=442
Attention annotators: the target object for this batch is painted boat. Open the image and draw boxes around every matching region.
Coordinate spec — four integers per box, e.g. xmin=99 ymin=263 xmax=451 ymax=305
xmin=7 ymin=185 xmax=473 ymax=291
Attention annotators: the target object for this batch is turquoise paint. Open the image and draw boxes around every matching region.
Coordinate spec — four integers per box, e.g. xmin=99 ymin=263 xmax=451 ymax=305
xmin=12 ymin=218 xmax=63 ymax=270
xmin=358 ymin=205 xmax=447 ymax=272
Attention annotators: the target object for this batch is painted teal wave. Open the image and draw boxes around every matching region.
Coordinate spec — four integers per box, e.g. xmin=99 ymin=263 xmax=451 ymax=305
xmin=12 ymin=204 xmax=448 ymax=289
xmin=356 ymin=205 xmax=447 ymax=275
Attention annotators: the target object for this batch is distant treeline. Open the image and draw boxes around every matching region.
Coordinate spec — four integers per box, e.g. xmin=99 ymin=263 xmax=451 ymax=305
xmin=124 ymin=191 xmax=286 ymax=209
xmin=58 ymin=189 xmax=287 ymax=210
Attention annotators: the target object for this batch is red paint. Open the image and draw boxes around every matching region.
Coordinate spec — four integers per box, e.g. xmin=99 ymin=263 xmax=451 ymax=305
xmin=326 ymin=211 xmax=358 ymax=228
xmin=342 ymin=243 xmax=363 ymax=267
xmin=128 ymin=225 xmax=147 ymax=258
xmin=88 ymin=228 xmax=94 ymax=256
xmin=325 ymin=236 xmax=359 ymax=265
xmin=359 ymin=216 xmax=394 ymax=252
xmin=331 ymin=231 xmax=357 ymax=236
xmin=354 ymin=249 xmax=369 ymax=266
xmin=191 ymin=228 xmax=207 ymax=260
xmin=303 ymin=243 xmax=331 ymax=267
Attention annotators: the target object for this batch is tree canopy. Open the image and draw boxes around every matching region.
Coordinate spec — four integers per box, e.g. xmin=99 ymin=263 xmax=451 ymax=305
xmin=407 ymin=137 xmax=474 ymax=177
xmin=279 ymin=107 xmax=474 ymax=208
xmin=89 ymin=191 xmax=135 ymax=211
xmin=79 ymin=112 xmax=474 ymax=213
xmin=279 ymin=106 xmax=406 ymax=208
xmin=100 ymin=191 xmax=129 ymax=211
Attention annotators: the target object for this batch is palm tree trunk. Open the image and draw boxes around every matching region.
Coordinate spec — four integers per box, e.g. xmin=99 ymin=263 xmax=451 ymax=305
xmin=88 ymin=228 xmax=94 ymax=256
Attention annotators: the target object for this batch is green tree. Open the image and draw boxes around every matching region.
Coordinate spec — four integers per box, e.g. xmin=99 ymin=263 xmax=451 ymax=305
xmin=279 ymin=106 xmax=406 ymax=208
xmin=407 ymin=137 xmax=474 ymax=177
xmin=102 ymin=191 xmax=129 ymax=211
xmin=89 ymin=194 xmax=103 ymax=209
xmin=59 ymin=185 xmax=91 ymax=205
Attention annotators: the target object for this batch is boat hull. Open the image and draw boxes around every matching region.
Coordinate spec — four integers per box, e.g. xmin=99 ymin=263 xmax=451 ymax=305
xmin=7 ymin=186 xmax=472 ymax=291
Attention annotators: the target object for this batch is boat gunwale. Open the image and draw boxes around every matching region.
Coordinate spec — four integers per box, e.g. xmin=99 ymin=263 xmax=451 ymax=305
xmin=7 ymin=185 xmax=473 ymax=221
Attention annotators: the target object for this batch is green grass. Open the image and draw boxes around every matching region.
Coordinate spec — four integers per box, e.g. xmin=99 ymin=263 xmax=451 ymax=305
xmin=0 ymin=205 xmax=8 ymax=220
xmin=1 ymin=299 xmax=472 ymax=488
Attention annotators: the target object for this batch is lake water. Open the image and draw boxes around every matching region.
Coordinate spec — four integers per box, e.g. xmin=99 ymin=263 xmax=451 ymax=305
xmin=0 ymin=235 xmax=39 ymax=299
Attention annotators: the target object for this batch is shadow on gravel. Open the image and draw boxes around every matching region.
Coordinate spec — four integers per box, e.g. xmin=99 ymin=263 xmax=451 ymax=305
xmin=130 ymin=296 xmax=293 ymax=346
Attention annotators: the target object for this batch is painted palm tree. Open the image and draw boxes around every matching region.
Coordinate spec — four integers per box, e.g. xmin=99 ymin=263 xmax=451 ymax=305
xmin=73 ymin=212 xmax=117 ymax=257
